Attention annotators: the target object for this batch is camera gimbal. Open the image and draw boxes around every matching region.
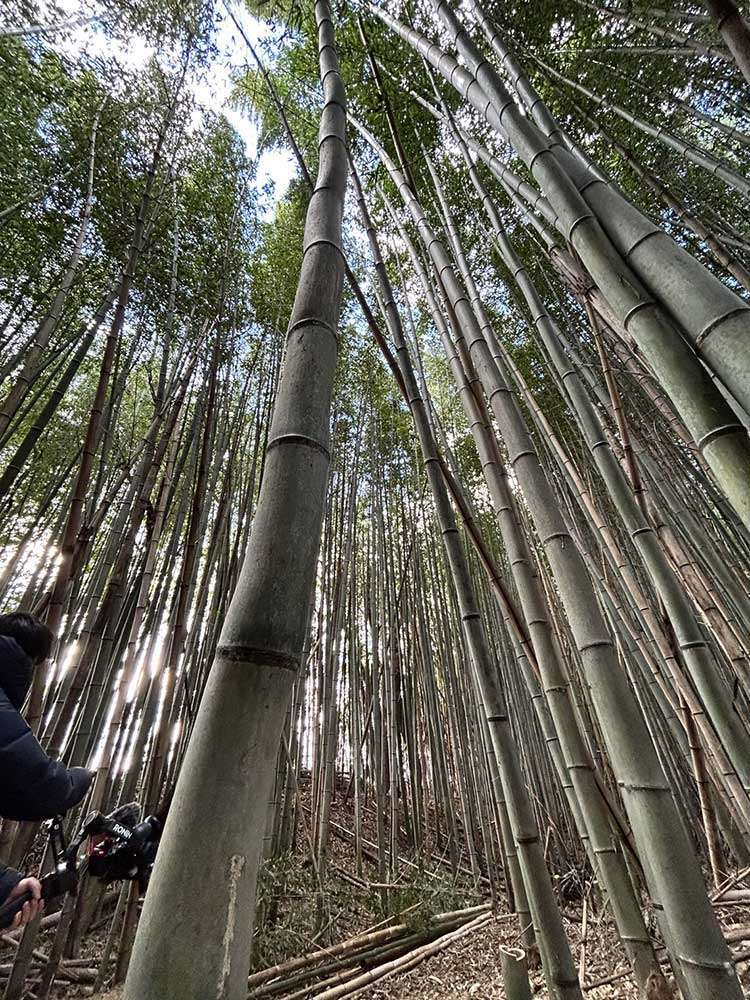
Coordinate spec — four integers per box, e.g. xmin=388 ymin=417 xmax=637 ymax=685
xmin=0 ymin=803 xmax=162 ymax=929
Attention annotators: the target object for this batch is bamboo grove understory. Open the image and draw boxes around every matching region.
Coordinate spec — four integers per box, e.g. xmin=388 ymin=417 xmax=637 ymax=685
xmin=0 ymin=0 xmax=750 ymax=996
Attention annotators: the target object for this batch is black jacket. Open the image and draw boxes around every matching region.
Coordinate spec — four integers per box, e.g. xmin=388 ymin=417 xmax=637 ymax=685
xmin=0 ymin=635 xmax=93 ymax=821
xmin=0 ymin=864 xmax=21 ymax=903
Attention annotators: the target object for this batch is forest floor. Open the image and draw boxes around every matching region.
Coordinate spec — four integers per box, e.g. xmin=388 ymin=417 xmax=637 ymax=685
xmin=88 ymin=901 xmax=750 ymax=999
xmin=354 ymin=913 xmax=636 ymax=1000
xmin=18 ymin=778 xmax=750 ymax=997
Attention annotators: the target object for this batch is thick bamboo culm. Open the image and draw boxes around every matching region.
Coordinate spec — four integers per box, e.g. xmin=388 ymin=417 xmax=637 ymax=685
xmin=501 ymin=947 xmax=533 ymax=1000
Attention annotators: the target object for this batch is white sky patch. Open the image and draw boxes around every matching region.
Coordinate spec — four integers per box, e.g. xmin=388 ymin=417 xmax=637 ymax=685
xmin=31 ymin=0 xmax=297 ymax=208
xmin=193 ymin=7 xmax=296 ymax=201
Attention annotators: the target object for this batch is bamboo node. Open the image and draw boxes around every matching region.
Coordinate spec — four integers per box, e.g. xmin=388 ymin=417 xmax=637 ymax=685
xmin=287 ymin=314 xmax=339 ymax=342
xmin=697 ymin=422 xmax=744 ymax=450
xmin=266 ymin=434 xmax=331 ymax=460
xmin=695 ymin=305 xmax=750 ymax=347
xmin=216 ymin=645 xmax=300 ymax=672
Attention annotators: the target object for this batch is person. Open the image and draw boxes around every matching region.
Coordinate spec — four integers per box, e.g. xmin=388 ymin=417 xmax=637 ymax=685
xmin=0 ymin=612 xmax=94 ymax=929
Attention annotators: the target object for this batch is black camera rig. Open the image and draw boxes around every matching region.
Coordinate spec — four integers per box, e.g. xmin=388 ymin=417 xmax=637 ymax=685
xmin=0 ymin=803 xmax=162 ymax=930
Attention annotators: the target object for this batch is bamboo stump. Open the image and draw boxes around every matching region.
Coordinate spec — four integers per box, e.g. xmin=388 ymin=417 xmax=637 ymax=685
xmin=500 ymin=946 xmax=532 ymax=1000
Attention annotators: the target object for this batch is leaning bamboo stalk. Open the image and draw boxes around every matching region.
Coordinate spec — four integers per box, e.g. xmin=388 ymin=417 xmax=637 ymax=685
xmin=124 ymin=3 xmax=348 ymax=996
xmin=91 ymin=883 xmax=129 ymax=993
xmin=422 ymin=118 xmax=657 ymax=876
xmin=573 ymin=0 xmax=731 ymax=59
xmin=351 ymin=157 xmax=580 ymax=999
xmin=375 ymin=3 xmax=750 ymax=530
xmin=500 ymin=327 xmax=750 ymax=835
xmin=34 ymin=893 xmax=77 ymax=999
xmin=473 ymin=158 xmax=750 ymax=798
xmin=703 ymin=0 xmax=750 ymax=82
xmin=569 ymin=99 xmax=750 ymax=290
xmin=355 ymin=105 xmax=742 ymax=1000
xmin=407 ymin=80 xmax=712 ymax=481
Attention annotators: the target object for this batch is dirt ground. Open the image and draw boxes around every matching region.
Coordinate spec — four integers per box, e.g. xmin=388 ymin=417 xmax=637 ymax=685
xmin=354 ymin=911 xmax=639 ymax=999
xmin=84 ymin=902 xmax=639 ymax=999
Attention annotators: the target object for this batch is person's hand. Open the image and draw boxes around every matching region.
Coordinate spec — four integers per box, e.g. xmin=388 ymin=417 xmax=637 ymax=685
xmin=6 ymin=878 xmax=43 ymax=930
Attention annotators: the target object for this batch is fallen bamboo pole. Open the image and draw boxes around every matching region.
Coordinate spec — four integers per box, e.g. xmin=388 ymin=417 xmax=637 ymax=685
xmin=248 ymin=923 xmax=410 ymax=990
xmin=714 ymin=889 xmax=750 ymax=903
xmin=711 ymin=867 xmax=750 ymax=900
xmin=325 ymin=817 xmax=490 ymax=885
xmin=0 ymin=963 xmax=96 ymax=983
xmin=251 ymin=931 xmax=433 ymax=999
xmin=278 ymin=966 xmax=362 ymax=1000
xmin=309 ymin=911 xmax=492 ymax=999
xmin=248 ymin=903 xmax=491 ymax=990
xmin=266 ymin=934 xmax=434 ymax=1000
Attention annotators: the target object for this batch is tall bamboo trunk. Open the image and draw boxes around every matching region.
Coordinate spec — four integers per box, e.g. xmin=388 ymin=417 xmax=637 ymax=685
xmin=123 ymin=5 xmax=347 ymax=997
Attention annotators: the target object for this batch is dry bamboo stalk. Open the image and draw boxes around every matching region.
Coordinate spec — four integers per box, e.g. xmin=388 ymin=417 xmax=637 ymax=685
xmin=714 ymin=889 xmax=750 ymax=902
xmin=723 ymin=925 xmax=750 ymax=944
xmin=253 ymin=929 xmax=434 ymax=1000
xmin=274 ymin=966 xmax=362 ymax=1000
xmin=712 ymin=867 xmax=750 ymax=900
xmin=311 ymin=912 xmax=492 ymax=999
xmin=247 ymin=904 xmax=491 ymax=989
xmin=247 ymin=924 xmax=412 ymax=989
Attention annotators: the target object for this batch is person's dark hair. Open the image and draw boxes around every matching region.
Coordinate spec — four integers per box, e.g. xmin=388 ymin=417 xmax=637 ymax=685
xmin=0 ymin=612 xmax=54 ymax=665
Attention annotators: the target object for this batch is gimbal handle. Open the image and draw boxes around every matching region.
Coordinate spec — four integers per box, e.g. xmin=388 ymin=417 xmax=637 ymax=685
xmin=0 ymin=870 xmax=70 ymax=929
xmin=0 ymin=887 xmax=35 ymax=928
xmin=0 ymin=815 xmax=78 ymax=930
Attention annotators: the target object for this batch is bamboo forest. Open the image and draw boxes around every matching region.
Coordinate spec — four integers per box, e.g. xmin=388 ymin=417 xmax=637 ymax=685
xmin=1 ymin=0 xmax=750 ymax=996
